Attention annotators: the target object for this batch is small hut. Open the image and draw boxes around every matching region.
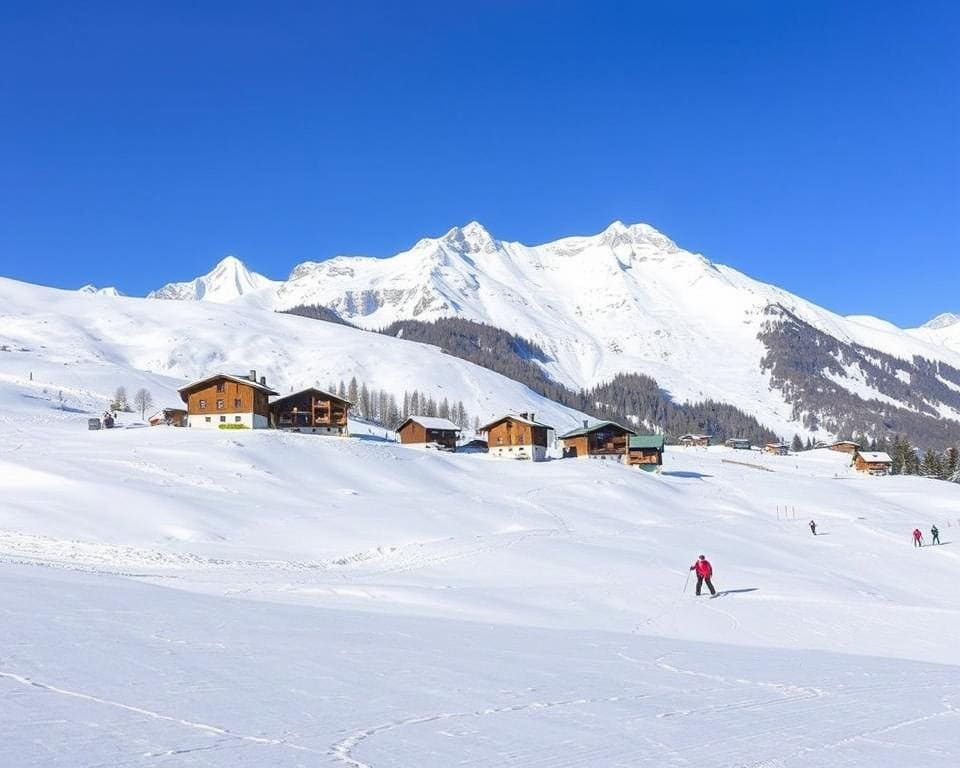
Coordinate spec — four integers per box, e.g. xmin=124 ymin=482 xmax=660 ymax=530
xmin=148 ymin=407 xmax=188 ymax=427
xmin=269 ymin=387 xmax=352 ymax=435
xmin=627 ymin=435 xmax=665 ymax=472
xmin=853 ymin=450 xmax=893 ymax=475
xmin=763 ymin=442 xmax=790 ymax=456
xmin=678 ymin=434 xmax=712 ymax=448
xmin=724 ymin=438 xmax=751 ymax=450
xmin=396 ymin=416 xmax=462 ymax=451
xmin=830 ymin=440 xmax=862 ymax=454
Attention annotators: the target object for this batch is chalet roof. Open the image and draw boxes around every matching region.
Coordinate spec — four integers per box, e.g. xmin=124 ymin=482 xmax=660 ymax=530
xmin=629 ymin=435 xmax=665 ymax=450
xmin=558 ymin=420 xmax=637 ymax=440
xmin=765 ymin=442 xmax=789 ymax=448
xmin=479 ymin=413 xmax=554 ymax=432
xmin=679 ymin=433 xmax=712 ymax=441
xmin=270 ymin=387 xmax=353 ymax=407
xmin=178 ymin=373 xmax=278 ymax=399
xmin=857 ymin=451 xmax=892 ymax=463
xmin=832 ymin=440 xmax=862 ymax=447
xmin=398 ymin=416 xmax=462 ymax=432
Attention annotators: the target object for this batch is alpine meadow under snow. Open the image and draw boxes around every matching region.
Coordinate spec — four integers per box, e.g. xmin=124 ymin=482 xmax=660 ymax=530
xmin=2 ymin=264 xmax=960 ymax=766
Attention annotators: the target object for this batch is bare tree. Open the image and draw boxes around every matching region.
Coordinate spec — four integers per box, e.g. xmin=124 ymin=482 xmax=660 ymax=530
xmin=133 ymin=388 xmax=153 ymax=420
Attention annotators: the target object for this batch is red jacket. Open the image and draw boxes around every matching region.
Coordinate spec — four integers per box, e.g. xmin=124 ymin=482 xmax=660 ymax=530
xmin=913 ymin=529 xmax=923 ymax=540
xmin=692 ymin=559 xmax=713 ymax=578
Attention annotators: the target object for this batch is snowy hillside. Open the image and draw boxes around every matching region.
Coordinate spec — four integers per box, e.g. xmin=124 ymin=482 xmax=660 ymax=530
xmin=2 ymin=397 xmax=959 ymax=765
xmin=0 ymin=276 xmax=587 ymax=432
xmin=911 ymin=312 xmax=960 ymax=355
xmin=144 ymin=222 xmax=960 ymax=442
xmin=147 ymin=255 xmax=280 ymax=304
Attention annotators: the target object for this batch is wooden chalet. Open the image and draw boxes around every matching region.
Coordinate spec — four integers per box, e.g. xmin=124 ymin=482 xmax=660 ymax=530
xmin=763 ymin=442 xmax=790 ymax=456
xmin=559 ymin=420 xmax=636 ymax=460
xmin=480 ymin=412 xmax=553 ymax=461
xmin=148 ymin=407 xmax=187 ymax=427
xmin=178 ymin=370 xmax=278 ymax=429
xmin=270 ymin=387 xmax=351 ymax=435
xmin=396 ymin=416 xmax=461 ymax=451
xmin=853 ymin=450 xmax=893 ymax=475
xmin=830 ymin=440 xmax=862 ymax=454
xmin=678 ymin=434 xmax=712 ymax=448
xmin=725 ymin=438 xmax=751 ymax=450
xmin=627 ymin=434 xmax=665 ymax=472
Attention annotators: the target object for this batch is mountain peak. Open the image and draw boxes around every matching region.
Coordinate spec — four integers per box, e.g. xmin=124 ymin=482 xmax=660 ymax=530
xmin=441 ymin=221 xmax=499 ymax=253
xmin=147 ymin=255 xmax=277 ymax=303
xmin=78 ymin=284 xmax=124 ymax=297
xmin=923 ymin=312 xmax=960 ymax=330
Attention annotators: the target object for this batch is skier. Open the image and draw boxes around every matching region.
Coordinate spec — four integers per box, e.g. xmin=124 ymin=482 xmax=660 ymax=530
xmin=689 ymin=555 xmax=717 ymax=596
xmin=931 ymin=525 xmax=940 ymax=545
xmin=809 ymin=520 xmax=817 ymax=536
xmin=913 ymin=528 xmax=923 ymax=547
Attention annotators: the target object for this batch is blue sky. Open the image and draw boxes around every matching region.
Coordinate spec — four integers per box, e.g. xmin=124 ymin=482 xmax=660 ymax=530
xmin=0 ymin=1 xmax=956 ymax=326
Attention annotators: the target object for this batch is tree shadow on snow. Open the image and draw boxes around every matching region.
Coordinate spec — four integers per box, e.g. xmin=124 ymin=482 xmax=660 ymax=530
xmin=662 ymin=471 xmax=713 ymax=479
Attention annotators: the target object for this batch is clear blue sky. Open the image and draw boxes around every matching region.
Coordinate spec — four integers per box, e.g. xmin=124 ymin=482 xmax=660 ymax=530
xmin=1 ymin=1 xmax=957 ymax=326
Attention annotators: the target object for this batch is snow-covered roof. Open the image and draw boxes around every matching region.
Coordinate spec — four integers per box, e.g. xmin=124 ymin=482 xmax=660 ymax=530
xmin=679 ymin=434 xmax=712 ymax=441
xmin=399 ymin=416 xmax=462 ymax=432
xmin=857 ymin=451 xmax=892 ymax=463
xmin=479 ymin=413 xmax=554 ymax=432
xmin=178 ymin=373 xmax=278 ymax=398
xmin=558 ymin=420 xmax=636 ymax=440
xmin=270 ymin=387 xmax=353 ymax=406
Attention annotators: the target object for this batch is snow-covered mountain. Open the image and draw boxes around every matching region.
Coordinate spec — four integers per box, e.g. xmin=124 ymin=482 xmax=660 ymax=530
xmin=147 ymin=255 xmax=279 ymax=304
xmin=910 ymin=312 xmax=960 ymax=356
xmin=78 ymin=284 xmax=124 ymax=297
xmin=144 ymin=221 xmax=960 ymax=443
xmin=0 ymin=276 xmax=586 ymax=433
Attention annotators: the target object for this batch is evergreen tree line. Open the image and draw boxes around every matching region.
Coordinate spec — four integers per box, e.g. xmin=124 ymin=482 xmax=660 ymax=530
xmin=327 ymin=376 xmax=471 ymax=432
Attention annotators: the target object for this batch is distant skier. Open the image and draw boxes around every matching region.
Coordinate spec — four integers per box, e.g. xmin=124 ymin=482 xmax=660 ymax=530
xmin=809 ymin=520 xmax=817 ymax=536
xmin=689 ymin=555 xmax=717 ymax=596
xmin=913 ymin=528 xmax=923 ymax=547
xmin=931 ymin=525 xmax=940 ymax=545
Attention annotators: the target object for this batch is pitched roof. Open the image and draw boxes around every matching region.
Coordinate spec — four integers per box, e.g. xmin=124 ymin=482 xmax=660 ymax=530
xmin=270 ymin=387 xmax=353 ymax=407
xmin=479 ymin=413 xmax=554 ymax=432
xmin=679 ymin=433 xmax=712 ymax=440
xmin=558 ymin=420 xmax=636 ymax=439
xmin=832 ymin=440 xmax=862 ymax=447
xmin=857 ymin=451 xmax=892 ymax=463
xmin=398 ymin=416 xmax=462 ymax=432
xmin=178 ymin=373 xmax=278 ymax=398
xmin=629 ymin=434 xmax=665 ymax=450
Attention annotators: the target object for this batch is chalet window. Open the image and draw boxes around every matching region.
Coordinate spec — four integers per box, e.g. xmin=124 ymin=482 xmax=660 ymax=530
xmin=216 ymin=399 xmax=224 ymax=410
xmin=234 ymin=398 xmax=242 ymax=408
xmin=220 ymin=415 xmax=226 ymax=423
xmin=216 ymin=382 xmax=225 ymax=393
xmin=234 ymin=416 xmax=241 ymax=423
xmin=199 ymin=399 xmax=207 ymax=409
xmin=204 ymin=416 xmax=211 ymax=423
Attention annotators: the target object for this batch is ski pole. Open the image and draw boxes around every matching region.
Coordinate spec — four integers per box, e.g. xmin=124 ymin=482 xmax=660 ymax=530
xmin=683 ymin=569 xmax=691 ymax=594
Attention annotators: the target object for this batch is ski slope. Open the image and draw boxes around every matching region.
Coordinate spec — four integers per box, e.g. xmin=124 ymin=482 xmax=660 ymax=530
xmin=2 ymin=390 xmax=960 ymax=766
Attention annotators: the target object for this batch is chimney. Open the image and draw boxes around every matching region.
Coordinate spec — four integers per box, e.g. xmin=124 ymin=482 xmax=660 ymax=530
xmin=249 ymin=369 xmax=257 ymax=382
xmin=519 ymin=411 xmax=528 ymax=420
xmin=583 ymin=419 xmax=588 ymax=429
xmin=530 ymin=412 xmax=535 ymax=423
xmin=260 ymin=376 xmax=266 ymax=386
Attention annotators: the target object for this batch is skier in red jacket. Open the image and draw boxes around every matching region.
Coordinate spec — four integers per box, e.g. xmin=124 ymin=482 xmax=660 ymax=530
xmin=690 ymin=555 xmax=717 ymax=596
xmin=913 ymin=528 xmax=923 ymax=547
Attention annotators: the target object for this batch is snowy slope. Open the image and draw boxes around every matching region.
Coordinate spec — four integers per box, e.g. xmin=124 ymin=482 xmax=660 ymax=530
xmin=79 ymin=284 xmax=124 ymax=296
xmin=1 ymin=399 xmax=959 ymax=766
xmin=0 ymin=276 xmax=586 ymax=432
xmin=146 ymin=223 xmax=960 ymax=440
xmin=910 ymin=312 xmax=960 ymax=355
xmin=147 ymin=255 xmax=280 ymax=304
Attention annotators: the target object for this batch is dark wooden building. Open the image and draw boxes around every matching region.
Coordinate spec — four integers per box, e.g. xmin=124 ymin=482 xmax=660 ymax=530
xmin=396 ymin=416 xmax=462 ymax=451
xmin=724 ymin=438 xmax=751 ymax=450
xmin=270 ymin=387 xmax=351 ymax=435
xmin=830 ymin=440 xmax=862 ymax=454
xmin=853 ymin=450 xmax=892 ymax=475
xmin=559 ymin=420 xmax=636 ymax=460
xmin=148 ymin=407 xmax=188 ymax=427
xmin=627 ymin=434 xmax=665 ymax=472
xmin=763 ymin=442 xmax=790 ymax=455
xmin=678 ymin=434 xmax=712 ymax=448
xmin=480 ymin=412 xmax=553 ymax=461
xmin=178 ymin=370 xmax=277 ymax=429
